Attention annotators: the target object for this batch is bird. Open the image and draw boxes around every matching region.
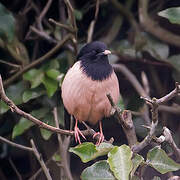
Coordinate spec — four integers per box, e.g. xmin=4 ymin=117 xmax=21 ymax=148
xmin=61 ymin=41 xmax=119 ymax=145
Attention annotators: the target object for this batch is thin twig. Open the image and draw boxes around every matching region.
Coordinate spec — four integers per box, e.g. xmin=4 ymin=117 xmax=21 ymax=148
xmin=132 ymin=83 xmax=180 ymax=153
xmin=156 ymin=83 xmax=180 ymax=104
xmin=37 ymin=0 xmax=52 ymax=30
xmin=110 ymin=0 xmax=139 ymax=33
xmin=64 ymin=0 xmax=77 ymax=37
xmin=106 ymin=93 xmax=137 ymax=147
xmin=30 ymin=26 xmax=57 ymax=44
xmin=28 ymin=158 xmax=52 ymax=180
xmin=138 ymin=0 xmax=180 ymax=48
xmin=163 ymin=127 xmax=180 ymax=162
xmin=0 ymin=75 xmax=101 ymax=142
xmin=159 ymin=105 xmax=180 ymax=114
xmin=113 ymin=64 xmax=148 ymax=98
xmin=53 ymin=107 xmax=73 ymax=180
xmin=0 ymin=59 xmax=21 ymax=69
xmin=49 ymin=18 xmax=75 ymax=33
xmin=3 ymin=33 xmax=71 ymax=87
xmin=0 ymin=136 xmax=33 ymax=152
xmin=9 ymin=158 xmax=22 ymax=180
xmin=30 ymin=139 xmax=52 ymax=180
xmin=87 ymin=0 xmax=100 ymax=42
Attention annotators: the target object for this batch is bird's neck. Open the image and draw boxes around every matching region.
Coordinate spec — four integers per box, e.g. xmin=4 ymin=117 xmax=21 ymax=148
xmin=80 ymin=58 xmax=113 ymax=81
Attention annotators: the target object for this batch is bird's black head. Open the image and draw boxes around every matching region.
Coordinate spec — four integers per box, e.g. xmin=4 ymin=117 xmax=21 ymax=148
xmin=78 ymin=41 xmax=113 ymax=81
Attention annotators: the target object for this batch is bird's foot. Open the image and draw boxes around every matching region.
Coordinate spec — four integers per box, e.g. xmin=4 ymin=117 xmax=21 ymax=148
xmin=93 ymin=132 xmax=104 ymax=146
xmin=74 ymin=126 xmax=86 ymax=144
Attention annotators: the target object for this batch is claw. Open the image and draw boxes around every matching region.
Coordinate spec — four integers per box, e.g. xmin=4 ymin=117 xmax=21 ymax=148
xmin=74 ymin=119 xmax=86 ymax=144
xmin=93 ymin=121 xmax=104 ymax=146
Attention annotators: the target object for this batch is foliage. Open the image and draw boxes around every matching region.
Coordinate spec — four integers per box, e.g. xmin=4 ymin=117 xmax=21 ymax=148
xmin=70 ymin=143 xmax=180 ymax=180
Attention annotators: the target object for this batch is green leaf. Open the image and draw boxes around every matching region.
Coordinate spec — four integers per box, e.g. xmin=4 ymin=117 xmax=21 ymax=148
xmin=81 ymin=160 xmax=115 ymax=180
xmin=133 ymin=117 xmax=148 ymax=138
xmin=0 ymin=3 xmax=15 ymax=42
xmin=41 ymin=59 xmax=60 ymax=71
xmin=69 ymin=142 xmax=114 ymax=163
xmin=12 ymin=118 xmax=34 ymax=138
xmin=42 ymin=76 xmax=58 ymax=97
xmin=147 ymin=146 xmax=180 ymax=174
xmin=23 ymin=69 xmax=44 ymax=88
xmin=0 ymin=101 xmax=9 ymax=114
xmin=40 ymin=128 xmax=52 ymax=140
xmin=107 ymin=145 xmax=133 ymax=180
xmin=39 ymin=112 xmax=54 ymax=140
xmin=22 ymin=87 xmax=45 ymax=103
xmin=46 ymin=69 xmax=60 ymax=80
xmin=74 ymin=9 xmax=83 ymax=20
xmin=31 ymin=108 xmax=50 ymax=119
xmin=52 ymin=152 xmax=61 ymax=162
xmin=1 ymin=81 xmax=26 ymax=113
xmin=158 ymin=7 xmax=180 ymax=24
xmin=131 ymin=154 xmax=144 ymax=177
xmin=117 ymin=95 xmax=125 ymax=111
xmin=143 ymin=35 xmax=169 ymax=60
xmin=167 ymin=55 xmax=180 ymax=72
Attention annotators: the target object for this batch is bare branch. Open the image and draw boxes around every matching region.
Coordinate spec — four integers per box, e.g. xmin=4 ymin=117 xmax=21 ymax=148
xmin=159 ymin=105 xmax=180 ymax=114
xmin=37 ymin=0 xmax=52 ymax=30
xmin=138 ymin=0 xmax=180 ymax=48
xmin=163 ymin=127 xmax=180 ymax=162
xmin=110 ymin=0 xmax=139 ymax=32
xmin=30 ymin=26 xmax=57 ymax=44
xmin=53 ymin=107 xmax=73 ymax=180
xmin=132 ymin=121 xmax=158 ymax=153
xmin=3 ymin=34 xmax=71 ymax=87
xmin=0 ymin=75 xmax=73 ymax=136
xmin=28 ymin=158 xmax=52 ymax=180
xmin=0 ymin=136 xmax=33 ymax=152
xmin=113 ymin=64 xmax=148 ymax=98
xmin=156 ymin=83 xmax=180 ymax=104
xmin=49 ymin=18 xmax=75 ymax=33
xmin=106 ymin=93 xmax=137 ymax=147
xmin=87 ymin=0 xmax=100 ymax=43
xmin=9 ymin=158 xmax=22 ymax=180
xmin=30 ymin=139 xmax=52 ymax=180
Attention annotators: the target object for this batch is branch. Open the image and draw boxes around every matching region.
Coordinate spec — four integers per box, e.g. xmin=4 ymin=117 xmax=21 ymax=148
xmin=138 ymin=0 xmax=180 ymax=48
xmin=30 ymin=139 xmax=52 ymax=180
xmin=0 ymin=75 xmax=73 ymax=136
xmin=156 ymin=83 xmax=180 ymax=104
xmin=106 ymin=93 xmax=137 ymax=147
xmin=159 ymin=105 xmax=180 ymax=114
xmin=132 ymin=83 xmax=180 ymax=153
xmin=37 ymin=0 xmax=52 ymax=30
xmin=0 ymin=136 xmax=33 ymax=152
xmin=63 ymin=0 xmax=77 ymax=37
xmin=30 ymin=26 xmax=57 ymax=44
xmin=49 ymin=18 xmax=75 ymax=33
xmin=87 ymin=0 xmax=100 ymax=43
xmin=112 ymin=64 xmax=149 ymax=98
xmin=9 ymin=158 xmax=22 ymax=180
xmin=1 ymin=75 xmax=109 ymax=143
xmin=132 ymin=121 xmax=158 ymax=153
xmin=53 ymin=107 xmax=73 ymax=180
xmin=110 ymin=0 xmax=139 ymax=33
xmin=3 ymin=33 xmax=71 ymax=87
xmin=163 ymin=127 xmax=180 ymax=162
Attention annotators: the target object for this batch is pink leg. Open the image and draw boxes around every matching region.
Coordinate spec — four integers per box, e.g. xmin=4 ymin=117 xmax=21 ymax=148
xmin=74 ymin=119 xmax=86 ymax=144
xmin=93 ymin=121 xmax=104 ymax=145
